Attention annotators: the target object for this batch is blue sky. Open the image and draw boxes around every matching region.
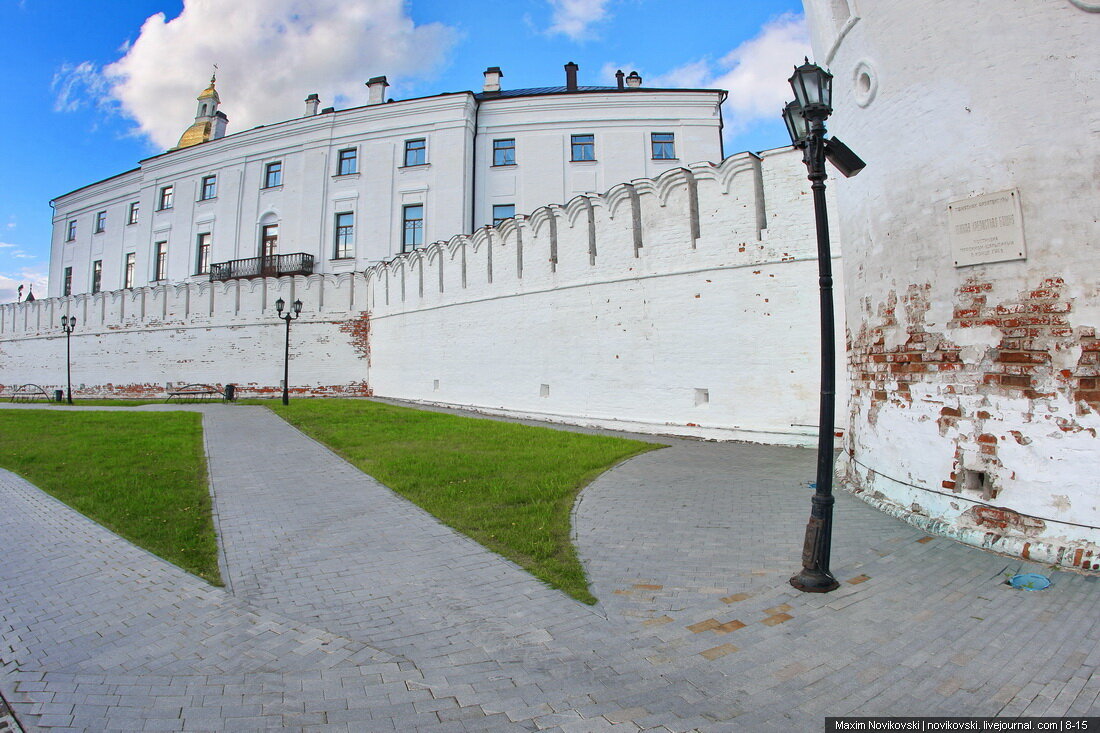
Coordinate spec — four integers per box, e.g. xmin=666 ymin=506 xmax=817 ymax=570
xmin=0 ymin=0 xmax=807 ymax=301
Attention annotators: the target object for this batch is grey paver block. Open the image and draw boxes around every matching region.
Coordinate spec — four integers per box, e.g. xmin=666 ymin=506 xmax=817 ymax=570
xmin=2 ymin=403 xmax=1098 ymax=732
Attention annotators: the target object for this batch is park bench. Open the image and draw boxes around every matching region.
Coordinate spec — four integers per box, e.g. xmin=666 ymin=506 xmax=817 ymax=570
xmin=165 ymin=383 xmax=231 ymax=403
xmin=9 ymin=384 xmax=53 ymax=403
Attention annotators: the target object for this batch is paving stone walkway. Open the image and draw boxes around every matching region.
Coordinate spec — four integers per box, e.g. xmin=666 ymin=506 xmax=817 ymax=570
xmin=1 ymin=402 xmax=1099 ymax=732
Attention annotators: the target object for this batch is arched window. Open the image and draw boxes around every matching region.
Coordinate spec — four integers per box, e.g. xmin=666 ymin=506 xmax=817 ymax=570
xmin=259 ymin=212 xmax=280 ymax=259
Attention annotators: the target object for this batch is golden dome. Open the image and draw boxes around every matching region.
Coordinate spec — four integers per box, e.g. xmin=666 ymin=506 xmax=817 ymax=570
xmin=175 ymin=120 xmax=212 ymax=149
xmin=197 ymin=75 xmax=219 ymax=101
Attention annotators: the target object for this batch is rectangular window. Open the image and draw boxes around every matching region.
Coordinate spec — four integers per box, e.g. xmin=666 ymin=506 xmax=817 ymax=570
xmin=571 ymin=134 xmax=595 ymax=162
xmin=402 ymin=204 xmax=424 ymax=252
xmin=334 ymin=212 xmax=354 ymax=259
xmin=651 ymin=132 xmax=676 ymax=160
xmin=404 ymin=138 xmax=426 ymax=167
xmin=492 ymin=204 xmax=515 ymax=226
xmin=158 ymin=185 xmax=174 ymax=210
xmin=128 ymin=201 xmax=139 ymax=225
xmin=337 ymin=148 xmax=357 ymax=175
xmin=94 ymin=211 xmax=106 ymax=233
xmin=66 ymin=220 xmax=76 ymax=241
xmin=492 ymin=138 xmax=515 ymax=166
xmin=153 ymin=241 xmax=167 ymax=281
xmin=124 ymin=252 xmax=135 ymax=289
xmin=263 ymin=161 xmax=283 ymax=188
xmin=91 ymin=260 xmax=102 ymax=294
xmin=261 ymin=224 xmax=279 ymax=257
xmin=200 ymin=175 xmax=217 ymax=200
xmin=63 ymin=266 xmax=73 ymax=296
xmin=195 ymin=233 xmax=212 ymax=275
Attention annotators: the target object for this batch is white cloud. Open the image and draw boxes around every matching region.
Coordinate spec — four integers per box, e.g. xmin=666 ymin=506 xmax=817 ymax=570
xmin=52 ymin=61 xmax=109 ymax=113
xmin=547 ymin=0 xmax=612 ymax=40
xmin=61 ymin=0 xmax=458 ymax=149
xmin=648 ymin=60 xmax=710 ymax=89
xmin=598 ymin=61 xmax=637 ymax=85
xmin=0 ymin=268 xmax=48 ymax=305
xmin=649 ymin=13 xmax=810 ymax=138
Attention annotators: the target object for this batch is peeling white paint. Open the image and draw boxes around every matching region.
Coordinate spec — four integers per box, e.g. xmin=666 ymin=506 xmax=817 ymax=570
xmin=809 ymin=0 xmax=1100 ymax=571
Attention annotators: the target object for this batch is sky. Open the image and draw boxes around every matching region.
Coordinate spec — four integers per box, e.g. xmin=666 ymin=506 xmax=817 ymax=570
xmin=0 ymin=0 xmax=809 ymax=302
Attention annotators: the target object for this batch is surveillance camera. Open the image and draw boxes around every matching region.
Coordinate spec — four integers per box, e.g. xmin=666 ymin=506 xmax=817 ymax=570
xmin=824 ymin=136 xmax=866 ymax=178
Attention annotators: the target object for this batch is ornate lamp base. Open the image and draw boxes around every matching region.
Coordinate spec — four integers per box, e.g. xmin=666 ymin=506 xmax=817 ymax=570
xmin=789 ymin=569 xmax=839 ymax=593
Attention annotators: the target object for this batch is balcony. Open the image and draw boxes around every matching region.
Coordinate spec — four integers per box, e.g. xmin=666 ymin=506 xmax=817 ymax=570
xmin=209 ymin=253 xmax=315 ymax=282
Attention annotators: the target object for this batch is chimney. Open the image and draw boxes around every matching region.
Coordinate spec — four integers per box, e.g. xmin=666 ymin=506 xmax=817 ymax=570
xmin=564 ymin=61 xmax=579 ymax=91
xmin=212 ymin=112 xmax=228 ymax=140
xmin=625 ymin=71 xmax=642 ymax=88
xmin=615 ymin=69 xmax=625 ymax=90
xmin=304 ymin=93 xmax=320 ymax=117
xmin=366 ymin=75 xmax=389 ymax=105
xmin=483 ymin=67 xmax=503 ymax=93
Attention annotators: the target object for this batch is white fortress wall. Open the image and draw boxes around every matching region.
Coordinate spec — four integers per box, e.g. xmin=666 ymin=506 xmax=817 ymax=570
xmin=364 ymin=148 xmax=845 ymax=445
xmin=0 ymin=275 xmax=370 ymax=398
xmin=2 ymin=147 xmax=840 ymax=446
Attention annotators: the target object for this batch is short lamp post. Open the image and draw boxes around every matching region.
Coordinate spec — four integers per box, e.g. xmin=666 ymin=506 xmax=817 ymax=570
xmin=783 ymin=58 xmax=866 ymax=593
xmin=61 ymin=315 xmax=77 ymax=405
xmin=275 ymin=297 xmax=302 ymax=405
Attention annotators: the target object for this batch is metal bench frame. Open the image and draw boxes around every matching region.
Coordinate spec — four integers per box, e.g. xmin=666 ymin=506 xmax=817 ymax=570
xmin=9 ymin=384 xmax=52 ymax=403
xmin=165 ymin=384 xmax=225 ymax=403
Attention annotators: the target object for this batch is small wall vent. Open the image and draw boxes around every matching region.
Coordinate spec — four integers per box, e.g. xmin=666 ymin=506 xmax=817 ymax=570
xmin=960 ymin=468 xmax=995 ymax=500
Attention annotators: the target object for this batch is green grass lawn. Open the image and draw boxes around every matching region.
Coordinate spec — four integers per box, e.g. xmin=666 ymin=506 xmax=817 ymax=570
xmin=271 ymin=400 xmax=660 ymax=603
xmin=13 ymin=398 xmax=175 ymax=406
xmin=60 ymin=399 xmax=170 ymax=406
xmin=0 ymin=410 xmax=222 ymax=584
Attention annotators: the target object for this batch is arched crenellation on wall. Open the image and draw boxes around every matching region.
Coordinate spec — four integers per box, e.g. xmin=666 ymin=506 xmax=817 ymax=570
xmin=357 ymin=148 xmax=843 ymax=445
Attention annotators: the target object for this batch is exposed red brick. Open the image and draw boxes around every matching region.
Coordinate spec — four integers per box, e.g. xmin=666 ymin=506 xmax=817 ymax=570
xmin=997 ymin=351 xmax=1050 ymax=365
xmin=338 ymin=311 xmax=372 ymax=363
xmin=968 ymin=505 xmax=1045 ymax=536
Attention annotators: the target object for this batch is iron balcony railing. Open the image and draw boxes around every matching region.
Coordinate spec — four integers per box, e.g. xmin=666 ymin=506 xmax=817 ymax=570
xmin=209 ymin=253 xmax=315 ymax=282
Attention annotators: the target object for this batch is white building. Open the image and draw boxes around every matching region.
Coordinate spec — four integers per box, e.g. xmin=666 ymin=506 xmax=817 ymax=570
xmin=48 ymin=64 xmax=726 ymax=298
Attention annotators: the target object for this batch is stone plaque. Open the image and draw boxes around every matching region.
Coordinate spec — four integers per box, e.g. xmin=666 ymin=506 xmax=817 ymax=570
xmin=948 ymin=189 xmax=1026 ymax=267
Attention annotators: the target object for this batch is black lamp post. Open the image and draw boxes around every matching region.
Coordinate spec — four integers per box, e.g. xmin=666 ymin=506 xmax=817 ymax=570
xmin=275 ymin=297 xmax=302 ymax=405
xmin=783 ymin=58 xmax=865 ymax=594
xmin=61 ymin=315 xmax=77 ymax=405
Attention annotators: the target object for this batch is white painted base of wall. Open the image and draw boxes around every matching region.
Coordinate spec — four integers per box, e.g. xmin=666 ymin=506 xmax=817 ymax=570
xmin=838 ymin=453 xmax=1100 ymax=573
xmin=373 ymin=395 xmax=824 ymax=447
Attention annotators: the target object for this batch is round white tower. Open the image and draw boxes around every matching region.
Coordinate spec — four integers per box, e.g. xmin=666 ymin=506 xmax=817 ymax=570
xmin=802 ymin=0 xmax=1100 ymax=569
